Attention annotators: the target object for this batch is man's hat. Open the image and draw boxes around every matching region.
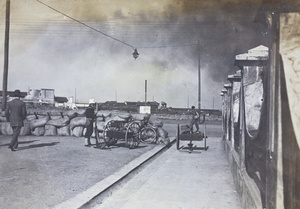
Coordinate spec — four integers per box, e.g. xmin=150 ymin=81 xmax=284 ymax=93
xmin=14 ymin=89 xmax=21 ymax=97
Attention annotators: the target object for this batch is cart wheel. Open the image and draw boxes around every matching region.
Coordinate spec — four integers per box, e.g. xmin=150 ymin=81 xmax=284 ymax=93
xmin=140 ymin=126 xmax=157 ymax=143
xmin=176 ymin=124 xmax=180 ymax=150
xmin=125 ymin=122 xmax=141 ymax=149
xmin=103 ymin=121 xmax=118 ymax=146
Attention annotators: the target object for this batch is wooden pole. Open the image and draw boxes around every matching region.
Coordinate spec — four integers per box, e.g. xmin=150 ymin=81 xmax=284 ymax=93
xmin=145 ymin=80 xmax=147 ymax=103
xmin=2 ymin=0 xmax=10 ymax=111
xmin=198 ymin=40 xmax=201 ymax=113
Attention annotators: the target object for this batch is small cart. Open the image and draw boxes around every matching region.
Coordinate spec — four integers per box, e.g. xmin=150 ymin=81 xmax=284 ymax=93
xmin=176 ymin=124 xmax=209 ymax=153
xmin=100 ymin=120 xmax=141 ymax=149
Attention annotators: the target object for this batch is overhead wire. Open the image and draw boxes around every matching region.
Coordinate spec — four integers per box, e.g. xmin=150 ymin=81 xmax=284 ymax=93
xmin=35 ymin=0 xmax=135 ymax=50
xmin=34 ymin=0 xmax=203 ymax=50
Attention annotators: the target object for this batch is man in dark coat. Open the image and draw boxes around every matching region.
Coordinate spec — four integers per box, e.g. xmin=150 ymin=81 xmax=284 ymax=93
xmin=84 ymin=103 xmax=96 ymax=146
xmin=5 ymin=90 xmax=27 ymax=151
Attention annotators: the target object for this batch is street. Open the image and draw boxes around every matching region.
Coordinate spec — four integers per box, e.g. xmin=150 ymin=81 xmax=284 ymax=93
xmin=0 ymin=119 xmax=222 ymax=209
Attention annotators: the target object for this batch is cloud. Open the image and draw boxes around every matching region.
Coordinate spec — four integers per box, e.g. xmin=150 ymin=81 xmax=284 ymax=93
xmin=0 ymin=0 xmax=270 ymax=108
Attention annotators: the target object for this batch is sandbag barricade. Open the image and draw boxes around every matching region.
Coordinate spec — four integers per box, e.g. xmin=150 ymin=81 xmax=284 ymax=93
xmin=0 ymin=110 xmax=169 ymax=144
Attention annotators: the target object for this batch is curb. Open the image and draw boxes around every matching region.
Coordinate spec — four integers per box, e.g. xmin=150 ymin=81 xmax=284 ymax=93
xmin=53 ymin=138 xmax=176 ymax=209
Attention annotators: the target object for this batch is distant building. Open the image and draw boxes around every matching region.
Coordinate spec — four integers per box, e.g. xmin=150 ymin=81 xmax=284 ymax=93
xmin=1 ymin=89 xmax=68 ymax=107
xmin=98 ymin=101 xmax=159 ymax=113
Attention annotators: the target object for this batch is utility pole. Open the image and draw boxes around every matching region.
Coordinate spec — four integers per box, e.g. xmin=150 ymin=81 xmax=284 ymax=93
xmin=2 ymin=0 xmax=10 ymax=111
xmin=198 ymin=40 xmax=201 ymax=113
xmin=145 ymin=80 xmax=147 ymax=103
xmin=74 ymin=88 xmax=76 ymax=104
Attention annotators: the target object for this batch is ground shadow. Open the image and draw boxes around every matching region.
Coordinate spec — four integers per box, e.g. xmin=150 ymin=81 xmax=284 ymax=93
xmin=92 ymin=142 xmax=148 ymax=150
xmin=18 ymin=142 xmax=60 ymax=150
xmin=0 ymin=140 xmax=39 ymax=147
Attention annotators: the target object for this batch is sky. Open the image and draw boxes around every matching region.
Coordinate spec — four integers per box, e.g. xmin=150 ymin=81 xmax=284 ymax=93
xmin=0 ymin=0 xmax=271 ymax=109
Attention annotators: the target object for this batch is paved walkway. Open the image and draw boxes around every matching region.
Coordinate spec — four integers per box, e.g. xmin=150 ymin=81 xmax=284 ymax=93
xmin=90 ymin=137 xmax=242 ymax=209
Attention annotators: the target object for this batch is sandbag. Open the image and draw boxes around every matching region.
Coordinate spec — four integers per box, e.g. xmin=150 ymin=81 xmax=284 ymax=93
xmin=96 ymin=120 xmax=106 ymax=132
xmin=148 ymin=118 xmax=163 ymax=128
xmin=76 ymin=109 xmax=86 ymax=117
xmin=157 ymin=136 xmax=170 ymax=145
xmin=67 ymin=112 xmax=78 ymax=120
xmin=0 ymin=121 xmax=30 ymax=136
xmin=107 ymin=115 xmax=127 ymax=122
xmin=157 ymin=127 xmax=168 ymax=138
xmin=31 ymin=127 xmax=45 ymax=136
xmin=44 ymin=124 xmax=57 ymax=136
xmin=116 ymin=112 xmax=132 ymax=120
xmin=29 ymin=115 xmax=50 ymax=130
xmin=131 ymin=113 xmax=151 ymax=121
xmin=96 ymin=111 xmax=111 ymax=118
xmin=57 ymin=125 xmax=70 ymax=136
xmin=71 ymin=126 xmax=84 ymax=137
xmin=0 ymin=122 xmax=13 ymax=135
xmin=70 ymin=117 xmax=88 ymax=130
xmin=20 ymin=120 xmax=31 ymax=136
xmin=0 ymin=116 xmax=7 ymax=122
xmin=66 ymin=109 xmax=85 ymax=117
xmin=26 ymin=114 xmax=38 ymax=121
xmin=46 ymin=117 xmax=70 ymax=128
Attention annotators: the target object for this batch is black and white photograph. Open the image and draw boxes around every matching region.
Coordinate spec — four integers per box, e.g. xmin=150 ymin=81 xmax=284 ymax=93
xmin=0 ymin=0 xmax=299 ymax=208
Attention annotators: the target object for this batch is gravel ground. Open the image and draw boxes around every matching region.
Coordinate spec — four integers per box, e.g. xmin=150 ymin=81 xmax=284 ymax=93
xmin=0 ymin=119 xmax=220 ymax=209
xmin=0 ymin=135 xmax=160 ymax=209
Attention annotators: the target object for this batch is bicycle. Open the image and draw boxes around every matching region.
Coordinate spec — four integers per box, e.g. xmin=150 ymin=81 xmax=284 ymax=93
xmin=139 ymin=119 xmax=158 ymax=144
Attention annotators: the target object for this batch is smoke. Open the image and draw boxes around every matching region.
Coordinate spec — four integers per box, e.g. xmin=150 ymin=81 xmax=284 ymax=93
xmin=0 ymin=0 xmax=271 ymax=108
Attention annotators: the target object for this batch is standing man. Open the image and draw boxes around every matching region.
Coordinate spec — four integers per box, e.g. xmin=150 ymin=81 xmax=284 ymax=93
xmin=5 ymin=89 xmax=27 ymax=151
xmin=84 ymin=103 xmax=96 ymax=146
xmin=189 ymin=106 xmax=200 ymax=133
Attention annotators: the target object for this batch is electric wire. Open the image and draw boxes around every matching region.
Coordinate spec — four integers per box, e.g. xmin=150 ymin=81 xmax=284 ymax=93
xmin=29 ymin=0 xmax=252 ymax=50
xmin=33 ymin=0 xmax=202 ymax=50
xmin=35 ymin=0 xmax=135 ymax=50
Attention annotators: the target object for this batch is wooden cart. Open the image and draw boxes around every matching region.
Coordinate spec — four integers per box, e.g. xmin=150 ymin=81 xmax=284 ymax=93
xmin=100 ymin=120 xmax=141 ymax=149
xmin=176 ymin=124 xmax=209 ymax=153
